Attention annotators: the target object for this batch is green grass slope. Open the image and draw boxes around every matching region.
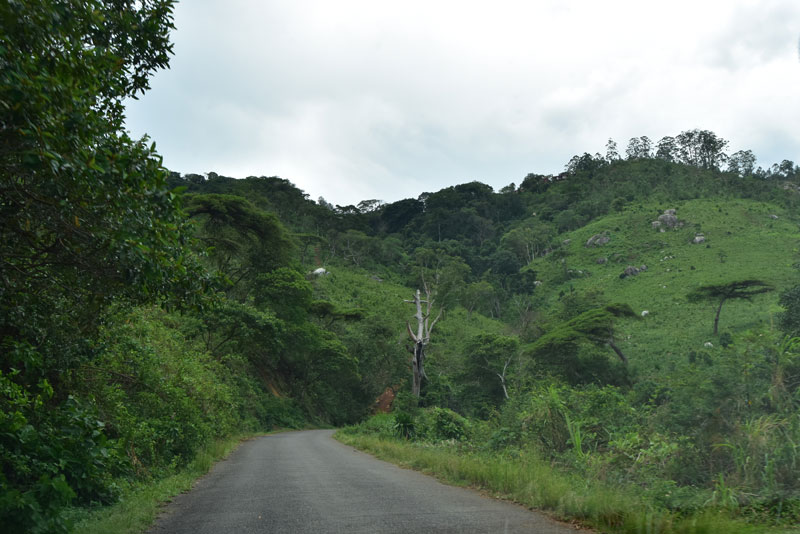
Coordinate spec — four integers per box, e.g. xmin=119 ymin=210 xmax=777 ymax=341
xmin=531 ymin=198 xmax=799 ymax=373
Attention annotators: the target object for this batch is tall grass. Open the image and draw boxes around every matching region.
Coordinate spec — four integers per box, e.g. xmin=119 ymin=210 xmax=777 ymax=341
xmin=67 ymin=432 xmax=267 ymax=534
xmin=335 ymin=432 xmax=768 ymax=534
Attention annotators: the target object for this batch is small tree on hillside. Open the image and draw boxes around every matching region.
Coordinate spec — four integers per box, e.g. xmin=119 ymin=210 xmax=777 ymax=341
xmin=555 ymin=303 xmax=638 ymax=363
xmin=500 ymin=221 xmax=556 ymax=265
xmin=526 ymin=304 xmax=638 ymax=384
xmin=688 ymin=280 xmax=774 ymax=335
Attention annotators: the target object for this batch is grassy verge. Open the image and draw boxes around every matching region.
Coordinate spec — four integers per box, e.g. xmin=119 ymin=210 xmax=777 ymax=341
xmin=66 ymin=432 xmax=271 ymax=534
xmin=335 ymin=431 xmax=799 ymax=534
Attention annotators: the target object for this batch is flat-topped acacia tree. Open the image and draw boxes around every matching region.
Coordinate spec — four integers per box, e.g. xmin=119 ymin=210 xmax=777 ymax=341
xmin=688 ymin=279 xmax=774 ymax=335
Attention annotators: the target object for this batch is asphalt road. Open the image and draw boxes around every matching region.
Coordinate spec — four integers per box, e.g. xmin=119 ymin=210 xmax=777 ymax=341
xmin=147 ymin=429 xmax=579 ymax=533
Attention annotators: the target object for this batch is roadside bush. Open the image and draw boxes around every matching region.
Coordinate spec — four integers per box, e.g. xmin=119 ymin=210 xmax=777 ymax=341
xmin=354 ymin=413 xmax=396 ymax=437
xmin=716 ymin=413 xmax=800 ymax=500
xmin=510 ymin=385 xmax=570 ymax=452
xmin=392 ymin=391 xmax=422 ymax=415
xmin=0 ymin=369 xmax=123 ymax=534
xmin=500 ymin=384 xmax=642 ymax=455
xmin=486 ymin=427 xmax=521 ymax=451
xmin=417 ymin=407 xmax=469 ymax=441
xmin=80 ymin=310 xmax=234 ymax=474
xmin=392 ymin=412 xmax=416 ymax=439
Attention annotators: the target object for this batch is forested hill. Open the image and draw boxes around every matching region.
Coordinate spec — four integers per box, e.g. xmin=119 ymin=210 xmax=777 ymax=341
xmin=165 ymin=138 xmax=800 ymax=408
xmin=169 ymin=141 xmax=800 ymax=286
xmin=161 ymin=146 xmax=800 ymax=528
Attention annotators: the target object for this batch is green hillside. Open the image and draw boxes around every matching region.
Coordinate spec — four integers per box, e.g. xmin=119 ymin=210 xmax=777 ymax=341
xmin=534 ymin=198 xmax=798 ymax=371
xmin=294 ymin=160 xmax=800 ymax=531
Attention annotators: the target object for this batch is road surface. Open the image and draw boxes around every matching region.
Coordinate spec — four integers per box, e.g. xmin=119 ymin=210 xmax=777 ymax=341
xmin=148 ymin=429 xmax=579 ymax=533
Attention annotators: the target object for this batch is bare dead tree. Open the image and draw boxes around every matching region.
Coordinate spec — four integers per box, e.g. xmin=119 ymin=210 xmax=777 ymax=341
xmin=404 ymin=281 xmax=442 ymax=397
xmin=486 ymin=354 xmax=513 ymax=400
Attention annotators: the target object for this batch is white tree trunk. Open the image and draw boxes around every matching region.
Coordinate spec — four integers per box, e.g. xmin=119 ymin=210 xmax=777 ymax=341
xmin=405 ymin=286 xmax=441 ymax=397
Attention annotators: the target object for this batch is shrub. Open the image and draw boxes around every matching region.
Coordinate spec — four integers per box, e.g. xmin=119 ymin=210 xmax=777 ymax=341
xmin=0 ymin=371 xmax=124 ymax=533
xmin=487 ymin=427 xmax=521 ymax=450
xmin=719 ymin=332 xmax=733 ymax=348
xmin=392 ymin=412 xmax=416 ymax=439
xmin=349 ymin=413 xmax=396 ymax=439
xmin=418 ymin=407 xmax=469 ymax=441
xmin=84 ymin=311 xmax=236 ymax=473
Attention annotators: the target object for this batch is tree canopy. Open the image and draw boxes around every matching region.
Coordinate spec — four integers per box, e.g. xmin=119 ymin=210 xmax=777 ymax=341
xmin=1 ymin=0 xmax=207 ymax=370
xmin=0 ymin=2 xmax=216 ymax=530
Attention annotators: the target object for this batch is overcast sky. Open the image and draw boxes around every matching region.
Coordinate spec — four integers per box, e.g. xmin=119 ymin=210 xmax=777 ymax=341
xmin=124 ymin=0 xmax=800 ymax=206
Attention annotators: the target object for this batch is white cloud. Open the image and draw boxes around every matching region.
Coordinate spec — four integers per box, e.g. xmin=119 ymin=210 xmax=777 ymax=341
xmin=125 ymin=0 xmax=800 ymax=205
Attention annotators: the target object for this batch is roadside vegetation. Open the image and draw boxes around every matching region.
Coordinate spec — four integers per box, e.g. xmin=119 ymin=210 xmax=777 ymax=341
xmin=336 ymin=341 xmax=800 ymax=532
xmin=66 ymin=432 xmax=265 ymax=534
xmin=336 ymin=428 xmax=758 ymax=534
xmin=3 ymin=1 xmax=800 ymax=533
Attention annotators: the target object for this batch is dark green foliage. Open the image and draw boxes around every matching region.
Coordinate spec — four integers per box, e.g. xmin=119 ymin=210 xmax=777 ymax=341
xmin=0 ymin=1 xmax=222 ymax=529
xmin=0 ymin=370 xmax=123 ymax=533
xmin=556 ymin=287 xmax=608 ymax=321
xmin=416 ymin=407 xmax=469 ymax=441
xmin=429 ymin=408 xmax=469 ymax=441
xmin=554 ymin=208 xmax=581 ymax=232
xmin=687 ymin=279 xmax=774 ymax=303
xmin=525 ymin=304 xmax=637 ymax=384
xmin=459 ymin=333 xmax=519 ymax=416
xmin=0 ymin=0 xmax=207 ymax=364
xmin=170 ymin=175 xmax=333 ymax=232
xmin=180 ymin=194 xmax=370 ymax=424
xmin=674 ymin=129 xmax=729 ymax=170
xmin=194 ymin=299 xmax=283 ymax=363
xmin=187 ymin=194 xmax=295 ymax=287
xmin=719 ymin=332 xmax=733 ymax=348
xmin=80 ymin=308 xmax=295 ymax=473
xmin=334 ymin=314 xmax=408 ymax=414
xmin=519 ymin=173 xmax=551 ymax=194
xmin=392 ymin=412 xmax=416 ymax=439
xmin=344 ymin=412 xmax=395 ymax=439
xmin=486 ymin=427 xmax=520 ymax=450
xmin=487 ymin=248 xmax=520 ymax=276
xmin=565 ymin=153 xmax=606 ymax=177
xmin=309 ymin=300 xmax=365 ymax=325
xmin=650 ymin=332 xmax=800 ymax=495
xmin=500 ymin=221 xmax=556 ymax=265
xmin=379 ymin=198 xmax=424 ymax=233
xmin=284 ymin=324 xmax=362 ymax=424
xmin=254 ymin=268 xmax=313 ymax=322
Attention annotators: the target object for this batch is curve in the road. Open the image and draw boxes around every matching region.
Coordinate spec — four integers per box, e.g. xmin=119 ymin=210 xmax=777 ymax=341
xmin=148 ymin=429 xmax=580 ymax=533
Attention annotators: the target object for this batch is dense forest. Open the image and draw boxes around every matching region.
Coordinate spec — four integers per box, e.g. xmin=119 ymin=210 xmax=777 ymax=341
xmin=2 ymin=1 xmax=800 ymax=533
